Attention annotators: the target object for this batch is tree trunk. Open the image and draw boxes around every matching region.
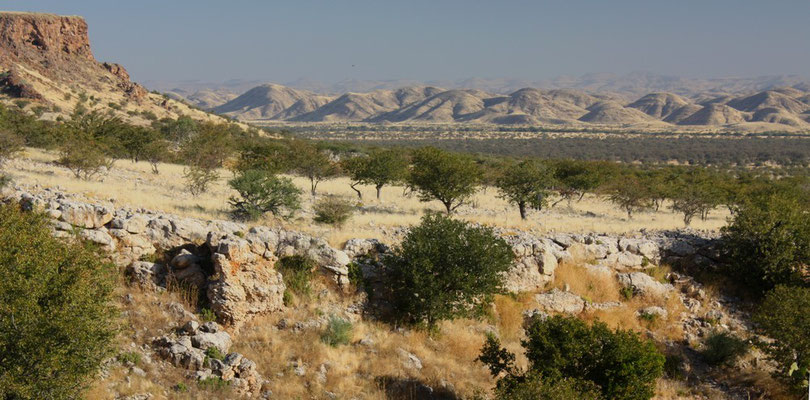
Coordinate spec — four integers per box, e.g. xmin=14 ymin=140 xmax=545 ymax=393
xmin=519 ymin=202 xmax=527 ymax=220
xmin=350 ymin=183 xmax=362 ymax=199
xmin=376 ymin=185 xmax=383 ymax=200
xmin=310 ymin=179 xmax=317 ymax=196
xmin=443 ymin=201 xmax=453 ymax=214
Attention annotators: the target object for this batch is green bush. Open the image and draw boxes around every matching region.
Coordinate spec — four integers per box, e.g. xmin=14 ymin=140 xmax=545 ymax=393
xmin=205 ymin=346 xmax=225 ymax=361
xmin=277 ymin=255 xmax=316 ymax=301
xmin=385 ymin=213 xmax=513 ymax=329
xmin=117 ymin=351 xmax=142 ymax=365
xmin=479 ymin=315 xmax=664 ymax=400
xmin=200 ymin=307 xmax=217 ymax=323
xmin=0 ymin=174 xmax=10 ymax=189
xmin=321 ymin=315 xmax=353 ymax=347
xmin=701 ymin=331 xmax=747 ymax=366
xmin=754 ymin=286 xmax=810 ymax=389
xmin=198 ymin=376 xmax=231 ymax=391
xmin=313 ymin=196 xmax=355 ymax=226
xmin=493 ymin=371 xmax=602 ymax=400
xmin=0 ymin=205 xmax=117 ymax=399
xmin=722 ymin=188 xmax=810 ymax=293
xmin=0 ymin=130 xmax=23 ymax=166
xmin=228 ymin=169 xmax=301 ymax=220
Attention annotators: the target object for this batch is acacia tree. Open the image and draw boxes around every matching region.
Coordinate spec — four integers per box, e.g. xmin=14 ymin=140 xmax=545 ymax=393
xmin=495 ymin=159 xmax=556 ymax=220
xmin=670 ymin=170 xmax=723 ymax=226
xmin=287 ymin=140 xmax=339 ymax=196
xmin=552 ymin=160 xmax=609 ymax=207
xmin=385 ymin=213 xmax=513 ymax=329
xmin=343 ymin=149 xmax=408 ymax=200
xmin=57 ymin=135 xmax=113 ymax=180
xmin=607 ymin=172 xmax=654 ymax=219
xmin=228 ymin=169 xmax=301 ymax=220
xmin=408 ymin=147 xmax=480 ymax=214
xmin=179 ymin=123 xmax=234 ymax=195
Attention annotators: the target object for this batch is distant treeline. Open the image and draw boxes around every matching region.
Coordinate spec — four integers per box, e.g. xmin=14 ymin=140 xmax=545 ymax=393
xmin=343 ymin=137 xmax=810 ymax=166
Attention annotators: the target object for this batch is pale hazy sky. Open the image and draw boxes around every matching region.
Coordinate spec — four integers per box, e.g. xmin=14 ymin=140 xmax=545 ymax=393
xmin=6 ymin=0 xmax=810 ymax=83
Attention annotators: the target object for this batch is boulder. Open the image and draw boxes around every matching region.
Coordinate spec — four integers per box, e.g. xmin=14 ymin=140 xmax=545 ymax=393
xmin=59 ymin=202 xmax=113 ymax=229
xmin=171 ymin=249 xmax=201 ymax=269
xmin=535 ymin=289 xmax=586 ymax=314
xmin=502 ymin=238 xmax=557 ymax=293
xmin=618 ymin=238 xmax=660 ymax=260
xmin=126 ymin=261 xmax=166 ymax=290
xmin=79 ymin=229 xmax=115 ymax=251
xmin=617 ymin=272 xmax=674 ymax=298
xmin=207 ymin=235 xmax=286 ymax=327
xmin=191 ymin=331 xmax=232 ymax=353
xmin=638 ymin=306 xmax=668 ymax=319
xmin=605 ymin=251 xmax=645 ymax=268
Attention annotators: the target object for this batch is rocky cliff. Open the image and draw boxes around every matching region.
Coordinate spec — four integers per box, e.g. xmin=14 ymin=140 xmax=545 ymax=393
xmin=0 ymin=11 xmax=230 ymax=125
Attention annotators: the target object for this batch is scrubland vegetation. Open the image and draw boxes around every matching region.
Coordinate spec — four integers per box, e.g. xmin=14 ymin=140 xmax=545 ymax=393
xmin=2 ymin=102 xmax=810 ymax=399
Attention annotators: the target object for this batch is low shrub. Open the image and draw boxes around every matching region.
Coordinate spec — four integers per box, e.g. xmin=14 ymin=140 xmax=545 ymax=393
xmin=205 ymin=346 xmax=225 ymax=361
xmin=277 ymin=255 xmax=316 ymax=300
xmin=479 ymin=315 xmax=665 ymax=400
xmin=321 ymin=315 xmax=353 ymax=347
xmin=200 ymin=308 xmax=217 ymax=323
xmin=117 ymin=351 xmax=141 ymax=366
xmin=313 ymin=196 xmax=355 ymax=226
xmin=0 ymin=204 xmax=117 ymax=399
xmin=701 ymin=331 xmax=748 ymax=366
xmin=198 ymin=377 xmax=230 ymax=391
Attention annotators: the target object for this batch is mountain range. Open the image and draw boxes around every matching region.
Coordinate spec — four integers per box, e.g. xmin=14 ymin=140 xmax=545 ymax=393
xmin=202 ymin=82 xmax=810 ymax=130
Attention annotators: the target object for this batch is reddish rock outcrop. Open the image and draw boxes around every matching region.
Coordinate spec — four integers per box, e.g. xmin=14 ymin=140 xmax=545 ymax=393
xmin=0 ymin=11 xmax=147 ymax=100
xmin=0 ymin=12 xmax=94 ymax=64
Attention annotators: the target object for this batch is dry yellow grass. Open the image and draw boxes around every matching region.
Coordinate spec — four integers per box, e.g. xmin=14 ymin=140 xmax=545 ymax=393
xmin=6 ymin=148 xmax=728 ymax=249
xmin=550 ymin=261 xmax=686 ymax=341
xmin=551 ymin=262 xmax=622 ymax=303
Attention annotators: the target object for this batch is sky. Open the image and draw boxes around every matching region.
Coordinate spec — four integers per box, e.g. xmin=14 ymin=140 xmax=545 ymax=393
xmin=5 ymin=0 xmax=810 ymax=84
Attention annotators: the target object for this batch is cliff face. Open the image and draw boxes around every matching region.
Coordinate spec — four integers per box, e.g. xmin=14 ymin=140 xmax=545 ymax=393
xmin=0 ymin=11 xmax=156 ymax=115
xmin=0 ymin=12 xmax=94 ymax=65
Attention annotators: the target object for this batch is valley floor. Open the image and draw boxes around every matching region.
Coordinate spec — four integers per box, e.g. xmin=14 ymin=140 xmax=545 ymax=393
xmin=4 ymin=148 xmax=726 ymax=248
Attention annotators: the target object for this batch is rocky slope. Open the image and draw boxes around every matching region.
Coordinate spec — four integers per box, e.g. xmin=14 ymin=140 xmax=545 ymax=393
xmin=209 ymin=80 xmax=810 ymax=130
xmin=0 ymin=11 xmax=230 ymax=125
xmin=3 ymin=185 xmax=781 ymax=398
